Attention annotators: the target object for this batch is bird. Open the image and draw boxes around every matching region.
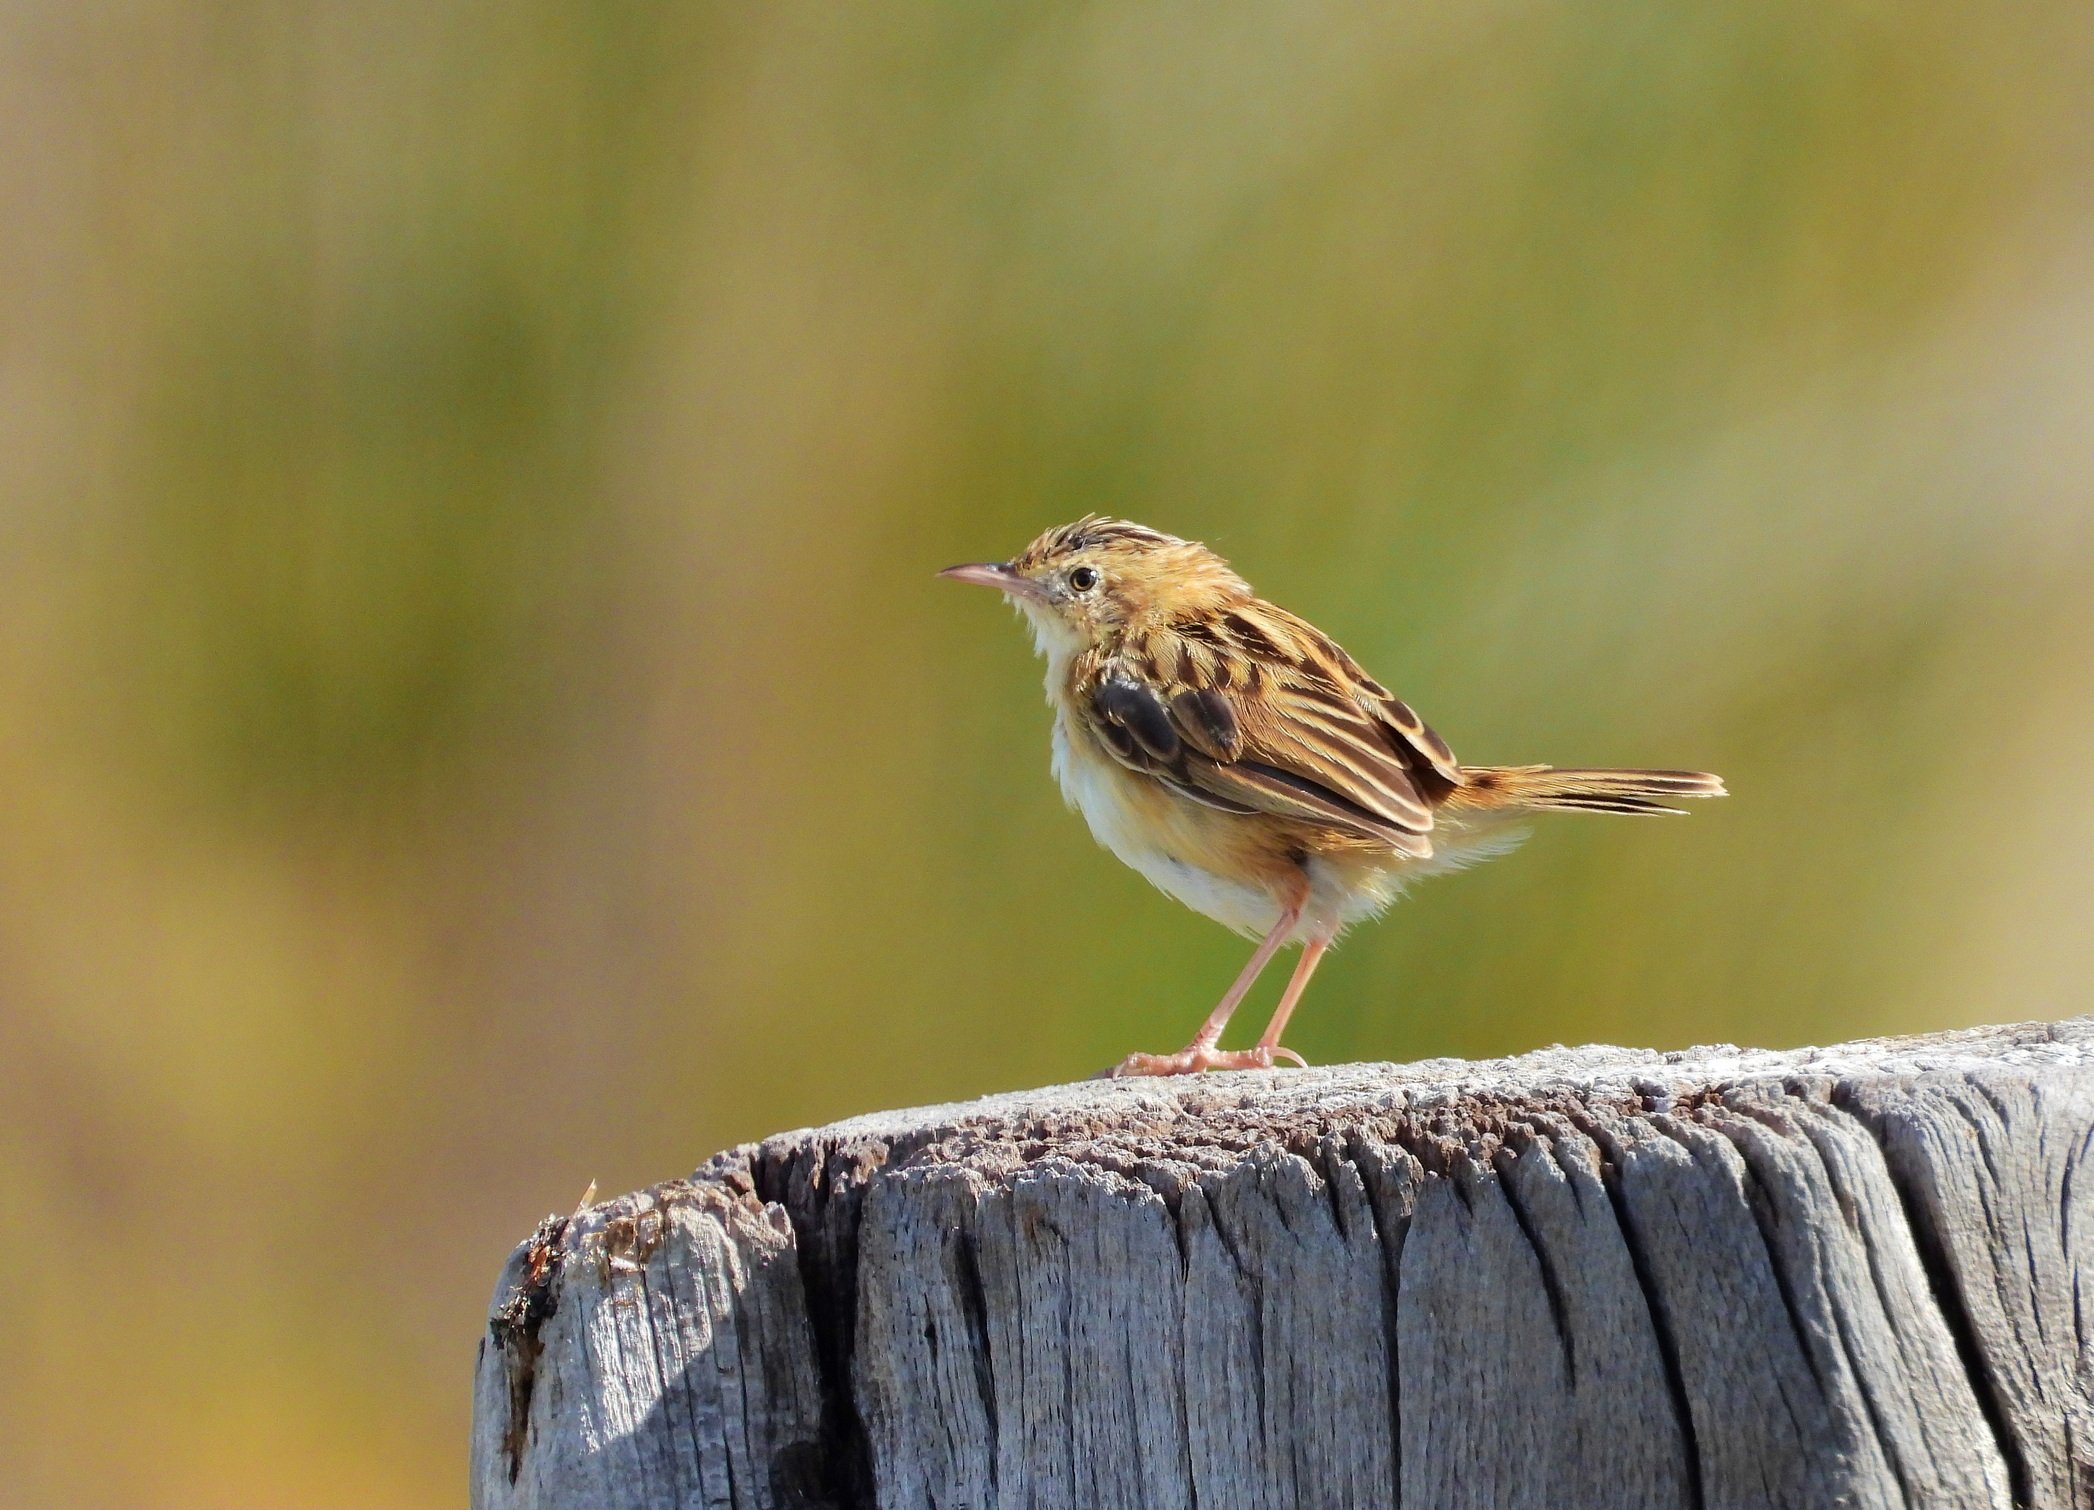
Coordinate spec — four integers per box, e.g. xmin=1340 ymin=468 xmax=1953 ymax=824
xmin=941 ymin=516 xmax=1725 ymax=1078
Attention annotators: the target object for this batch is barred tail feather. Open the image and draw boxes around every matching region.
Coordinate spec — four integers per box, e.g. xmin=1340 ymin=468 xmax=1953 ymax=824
xmin=1450 ymin=765 xmax=1727 ymax=816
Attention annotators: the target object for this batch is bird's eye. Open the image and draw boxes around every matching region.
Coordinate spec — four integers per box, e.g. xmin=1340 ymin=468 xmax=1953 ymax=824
xmin=1068 ymin=566 xmax=1100 ymax=594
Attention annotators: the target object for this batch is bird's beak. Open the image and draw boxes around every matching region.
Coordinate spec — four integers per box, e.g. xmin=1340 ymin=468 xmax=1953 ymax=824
xmin=938 ymin=561 xmax=1048 ymax=602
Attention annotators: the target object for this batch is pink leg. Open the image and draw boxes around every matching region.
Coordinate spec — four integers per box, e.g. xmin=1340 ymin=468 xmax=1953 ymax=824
xmin=1182 ymin=905 xmax=1299 ymax=1052
xmin=1108 ymin=904 xmax=1305 ymax=1078
xmin=1255 ymin=933 xmax=1332 ymax=1061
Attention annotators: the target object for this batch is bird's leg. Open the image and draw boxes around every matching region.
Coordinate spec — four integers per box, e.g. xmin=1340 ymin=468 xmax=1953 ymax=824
xmin=1108 ymin=904 xmax=1302 ymax=1078
xmin=1252 ymin=932 xmax=1332 ymax=1067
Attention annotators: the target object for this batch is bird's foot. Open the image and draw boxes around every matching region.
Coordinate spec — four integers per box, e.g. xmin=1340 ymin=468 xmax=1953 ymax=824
xmin=1102 ymin=1043 xmax=1309 ymax=1079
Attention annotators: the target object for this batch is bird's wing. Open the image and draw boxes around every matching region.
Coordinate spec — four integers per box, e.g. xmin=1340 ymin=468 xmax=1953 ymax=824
xmin=1249 ymin=603 xmax=1462 ymax=787
xmin=1083 ymin=617 xmax=1441 ymax=857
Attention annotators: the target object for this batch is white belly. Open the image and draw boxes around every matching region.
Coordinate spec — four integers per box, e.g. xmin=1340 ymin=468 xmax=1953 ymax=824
xmin=1050 ymin=716 xmax=1286 ymax=937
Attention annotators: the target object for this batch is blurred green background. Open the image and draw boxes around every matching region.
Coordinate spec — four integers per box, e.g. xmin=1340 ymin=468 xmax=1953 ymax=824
xmin=5 ymin=2 xmax=2094 ymax=1503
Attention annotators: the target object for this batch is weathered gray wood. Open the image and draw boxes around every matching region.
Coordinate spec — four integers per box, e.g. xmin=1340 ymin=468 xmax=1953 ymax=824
xmin=472 ymin=1019 xmax=2094 ymax=1509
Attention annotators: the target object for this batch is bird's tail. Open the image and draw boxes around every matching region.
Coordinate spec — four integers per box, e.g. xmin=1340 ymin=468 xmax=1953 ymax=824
xmin=1448 ymin=765 xmax=1727 ymax=816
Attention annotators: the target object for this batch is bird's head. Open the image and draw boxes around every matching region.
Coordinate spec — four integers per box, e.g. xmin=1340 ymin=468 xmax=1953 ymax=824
xmin=940 ymin=516 xmax=1251 ymax=658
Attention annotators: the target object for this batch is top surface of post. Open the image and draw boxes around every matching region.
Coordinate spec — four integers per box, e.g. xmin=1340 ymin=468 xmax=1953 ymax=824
xmin=743 ymin=1015 xmax=2093 ymax=1151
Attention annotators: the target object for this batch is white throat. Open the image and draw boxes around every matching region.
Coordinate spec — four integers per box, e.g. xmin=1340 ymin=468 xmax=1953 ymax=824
xmin=1013 ymin=597 xmax=1086 ymax=705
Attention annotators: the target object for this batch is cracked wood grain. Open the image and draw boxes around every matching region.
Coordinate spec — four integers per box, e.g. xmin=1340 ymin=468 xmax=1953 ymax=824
xmin=471 ymin=1018 xmax=2094 ymax=1509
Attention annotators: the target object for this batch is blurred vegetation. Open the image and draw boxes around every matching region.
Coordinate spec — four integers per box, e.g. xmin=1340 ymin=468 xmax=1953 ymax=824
xmin=4 ymin=3 xmax=2093 ymax=1504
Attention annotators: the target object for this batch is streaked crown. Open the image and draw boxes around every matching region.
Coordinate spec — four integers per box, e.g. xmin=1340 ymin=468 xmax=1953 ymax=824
xmin=1011 ymin=516 xmax=1181 ymax=570
xmin=1012 ymin=515 xmax=1251 ymax=632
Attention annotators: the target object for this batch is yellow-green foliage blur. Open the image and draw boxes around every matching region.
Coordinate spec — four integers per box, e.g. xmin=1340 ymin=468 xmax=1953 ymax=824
xmin=5 ymin=5 xmax=2094 ymax=1504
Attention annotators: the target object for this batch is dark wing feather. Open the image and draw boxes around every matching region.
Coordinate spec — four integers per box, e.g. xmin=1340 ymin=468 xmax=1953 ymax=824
xmin=1084 ymin=623 xmax=1440 ymax=857
xmin=1168 ymin=687 xmax=1240 ymax=761
xmin=1093 ymin=678 xmax=1179 ymax=762
xmin=1371 ymin=692 xmax=1460 ymax=785
xmin=1089 ymin=674 xmax=1258 ymax=815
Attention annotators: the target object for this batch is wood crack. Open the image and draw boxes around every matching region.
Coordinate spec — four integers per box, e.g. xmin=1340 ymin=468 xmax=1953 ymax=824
xmin=1495 ymin=1136 xmax=1578 ymax=1381
xmin=1834 ymin=1077 xmax=2034 ymax=1509
xmin=485 ymin=1208 xmax=572 ymax=1486
xmin=1583 ymin=1113 xmax=1708 ymax=1510
xmin=744 ymin=1140 xmax=880 ymax=1509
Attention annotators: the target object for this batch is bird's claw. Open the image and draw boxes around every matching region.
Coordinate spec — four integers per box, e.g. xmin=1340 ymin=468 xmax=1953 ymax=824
xmin=1102 ymin=1043 xmax=1309 ymax=1079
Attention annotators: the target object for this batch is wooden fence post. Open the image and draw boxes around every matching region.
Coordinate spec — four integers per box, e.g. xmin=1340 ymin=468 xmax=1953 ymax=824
xmin=470 ymin=1019 xmax=2094 ymax=1509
